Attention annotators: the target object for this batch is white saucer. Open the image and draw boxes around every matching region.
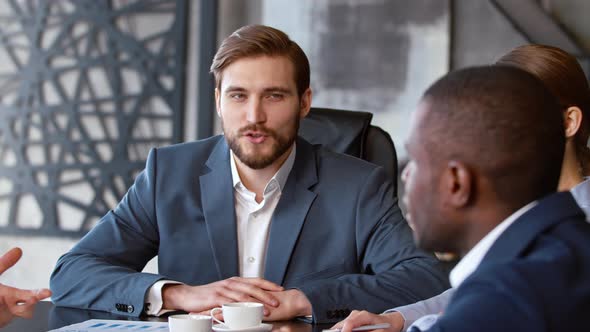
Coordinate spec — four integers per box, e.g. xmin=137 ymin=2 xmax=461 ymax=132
xmin=212 ymin=323 xmax=273 ymax=332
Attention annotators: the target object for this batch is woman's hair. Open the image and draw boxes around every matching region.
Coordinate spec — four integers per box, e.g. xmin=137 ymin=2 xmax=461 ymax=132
xmin=496 ymin=44 xmax=590 ymax=175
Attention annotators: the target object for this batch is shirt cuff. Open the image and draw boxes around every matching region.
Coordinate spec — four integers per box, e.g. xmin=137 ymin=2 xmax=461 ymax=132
xmin=382 ymin=307 xmax=415 ymax=332
xmin=144 ymin=280 xmax=183 ymax=316
xmin=407 ymin=314 xmax=440 ymax=332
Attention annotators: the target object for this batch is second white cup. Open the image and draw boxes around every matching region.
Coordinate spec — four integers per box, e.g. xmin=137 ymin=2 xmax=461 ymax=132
xmin=169 ymin=314 xmax=212 ymax=332
xmin=210 ymin=302 xmax=263 ymax=329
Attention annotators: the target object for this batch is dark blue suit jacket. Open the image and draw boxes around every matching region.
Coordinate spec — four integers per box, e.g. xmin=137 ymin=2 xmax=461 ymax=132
xmin=50 ymin=136 xmax=448 ymax=322
xmin=426 ymin=192 xmax=590 ymax=331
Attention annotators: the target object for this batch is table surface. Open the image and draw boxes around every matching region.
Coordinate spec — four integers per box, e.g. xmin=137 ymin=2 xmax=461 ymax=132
xmin=4 ymin=301 xmax=331 ymax=332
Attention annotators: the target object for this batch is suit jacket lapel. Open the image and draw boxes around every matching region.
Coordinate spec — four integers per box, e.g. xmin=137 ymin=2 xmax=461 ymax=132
xmin=483 ymin=192 xmax=584 ymax=264
xmin=200 ymin=138 xmax=239 ymax=279
xmin=264 ymin=138 xmax=318 ymax=285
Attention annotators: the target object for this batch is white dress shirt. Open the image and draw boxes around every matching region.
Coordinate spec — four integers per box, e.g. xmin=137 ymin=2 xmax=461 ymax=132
xmin=569 ymin=178 xmax=590 ymax=219
xmin=143 ymin=145 xmax=296 ymax=315
xmin=233 ymin=146 xmax=295 ymax=277
xmin=449 ymin=201 xmax=537 ymax=288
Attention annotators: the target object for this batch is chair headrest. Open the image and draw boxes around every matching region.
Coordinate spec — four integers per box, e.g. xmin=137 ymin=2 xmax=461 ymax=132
xmin=299 ymin=107 xmax=373 ymax=158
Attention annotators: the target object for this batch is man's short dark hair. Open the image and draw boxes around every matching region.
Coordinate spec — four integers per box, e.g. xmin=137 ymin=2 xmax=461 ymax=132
xmin=421 ymin=65 xmax=564 ymax=208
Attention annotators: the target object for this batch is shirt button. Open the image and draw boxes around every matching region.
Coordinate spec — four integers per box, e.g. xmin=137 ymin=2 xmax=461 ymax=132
xmin=248 ymin=257 xmax=255 ymax=263
xmin=252 ymin=213 xmax=258 ymax=218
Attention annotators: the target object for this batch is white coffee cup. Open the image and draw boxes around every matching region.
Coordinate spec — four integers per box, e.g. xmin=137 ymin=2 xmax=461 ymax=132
xmin=169 ymin=314 xmax=212 ymax=332
xmin=210 ymin=302 xmax=264 ymax=329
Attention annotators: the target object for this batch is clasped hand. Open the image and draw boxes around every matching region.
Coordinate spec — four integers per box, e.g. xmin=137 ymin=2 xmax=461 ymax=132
xmin=162 ymin=277 xmax=311 ymax=321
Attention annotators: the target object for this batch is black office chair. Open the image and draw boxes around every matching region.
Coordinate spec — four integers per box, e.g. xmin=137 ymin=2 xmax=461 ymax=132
xmin=299 ymin=107 xmax=398 ymax=193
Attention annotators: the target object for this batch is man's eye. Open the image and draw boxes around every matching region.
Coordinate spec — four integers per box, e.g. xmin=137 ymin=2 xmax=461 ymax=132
xmin=230 ymin=93 xmax=245 ymax=101
xmin=267 ymin=93 xmax=284 ymax=101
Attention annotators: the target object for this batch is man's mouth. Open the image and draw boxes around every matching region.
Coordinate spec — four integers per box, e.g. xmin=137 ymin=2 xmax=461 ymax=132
xmin=243 ymin=131 xmax=269 ymax=144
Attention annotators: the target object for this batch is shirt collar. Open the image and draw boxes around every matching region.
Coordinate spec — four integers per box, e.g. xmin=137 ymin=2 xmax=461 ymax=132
xmin=230 ymin=143 xmax=296 ymax=194
xmin=449 ymin=200 xmax=537 ymax=288
xmin=570 ymin=178 xmax=590 ymax=215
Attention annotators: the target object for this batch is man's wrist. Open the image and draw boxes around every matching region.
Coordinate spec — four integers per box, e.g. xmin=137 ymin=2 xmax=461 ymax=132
xmin=145 ymin=280 xmax=182 ymax=316
xmin=162 ymin=284 xmax=186 ymax=311
xmin=290 ymin=289 xmax=312 ymax=317
xmin=381 ymin=312 xmax=405 ymax=332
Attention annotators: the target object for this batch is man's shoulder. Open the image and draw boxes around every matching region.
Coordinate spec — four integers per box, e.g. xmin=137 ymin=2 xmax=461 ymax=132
xmin=444 ymin=253 xmax=589 ymax=331
xmin=309 ymin=143 xmax=380 ymax=174
xmin=147 ymin=136 xmax=226 ymax=175
xmin=480 ymin=213 xmax=590 ymax=278
xmin=156 ymin=135 xmax=224 ymax=160
xmin=301 ymin=143 xmax=393 ymax=194
xmin=459 ymin=218 xmax=590 ymax=316
xmin=517 ymin=205 xmax=590 ymax=265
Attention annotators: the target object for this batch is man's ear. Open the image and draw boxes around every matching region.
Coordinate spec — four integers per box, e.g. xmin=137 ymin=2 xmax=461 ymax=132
xmin=442 ymin=160 xmax=472 ymax=208
xmin=564 ymin=106 xmax=582 ymax=138
xmin=299 ymin=88 xmax=312 ymax=118
xmin=214 ymin=88 xmax=221 ymax=118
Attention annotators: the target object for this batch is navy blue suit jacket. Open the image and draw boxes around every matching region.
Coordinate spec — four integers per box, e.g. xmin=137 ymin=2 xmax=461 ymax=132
xmin=426 ymin=192 xmax=590 ymax=331
xmin=50 ymin=136 xmax=448 ymax=322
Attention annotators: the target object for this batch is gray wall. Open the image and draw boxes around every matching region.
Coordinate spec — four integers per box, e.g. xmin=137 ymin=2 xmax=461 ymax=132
xmin=451 ymin=0 xmax=527 ymax=69
xmin=2 ymin=0 xmax=589 ymax=292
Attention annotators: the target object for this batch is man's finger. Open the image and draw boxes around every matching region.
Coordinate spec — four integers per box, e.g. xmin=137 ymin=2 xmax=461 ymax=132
xmin=3 ymin=286 xmax=43 ymax=307
xmin=224 ymin=280 xmax=279 ymax=307
xmin=10 ymin=302 xmax=36 ymax=319
xmin=332 ymin=321 xmax=345 ymax=329
xmin=220 ymin=288 xmax=259 ymax=304
xmin=0 ymin=248 xmax=22 ymax=275
xmin=242 ymin=278 xmax=283 ymax=292
xmin=332 ymin=310 xmax=361 ymax=329
xmin=34 ymin=288 xmax=52 ymax=301
xmin=340 ymin=312 xmax=378 ymax=332
xmin=206 ymin=294 xmax=234 ymax=313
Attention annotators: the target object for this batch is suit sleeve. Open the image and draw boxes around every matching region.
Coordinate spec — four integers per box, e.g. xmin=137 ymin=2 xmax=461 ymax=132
xmin=296 ymin=167 xmax=450 ymax=323
xmin=50 ymin=148 xmax=164 ymax=316
xmin=385 ymin=288 xmax=455 ymax=331
xmin=423 ymin=276 xmax=543 ymax=332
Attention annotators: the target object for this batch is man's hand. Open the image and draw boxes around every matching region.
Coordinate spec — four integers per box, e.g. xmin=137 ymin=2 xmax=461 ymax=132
xmin=0 ymin=285 xmax=52 ymax=327
xmin=331 ymin=311 xmax=405 ymax=332
xmin=162 ymin=277 xmax=283 ymax=315
xmin=0 ymin=247 xmax=52 ymax=327
xmin=0 ymin=247 xmax=23 ymax=275
xmin=264 ymin=289 xmax=312 ymax=321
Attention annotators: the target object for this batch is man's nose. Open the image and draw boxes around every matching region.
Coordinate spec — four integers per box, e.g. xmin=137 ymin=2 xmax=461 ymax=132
xmin=246 ymin=99 xmax=266 ymax=124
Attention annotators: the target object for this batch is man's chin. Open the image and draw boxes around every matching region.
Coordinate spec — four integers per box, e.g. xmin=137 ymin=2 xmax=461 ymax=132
xmin=237 ymin=148 xmax=274 ymax=162
xmin=412 ymin=230 xmax=433 ymax=251
xmin=235 ymin=151 xmax=278 ymax=170
xmin=414 ymin=236 xmax=451 ymax=254
xmin=229 ymin=134 xmax=295 ymax=169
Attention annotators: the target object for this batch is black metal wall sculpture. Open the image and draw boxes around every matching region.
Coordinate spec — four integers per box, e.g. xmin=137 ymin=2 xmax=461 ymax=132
xmin=0 ymin=0 xmax=187 ymax=237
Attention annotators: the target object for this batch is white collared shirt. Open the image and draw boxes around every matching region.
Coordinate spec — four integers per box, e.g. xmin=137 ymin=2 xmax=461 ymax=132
xmin=144 ymin=144 xmax=296 ymax=315
xmin=570 ymin=178 xmax=590 ymax=220
xmin=449 ymin=201 xmax=537 ymax=288
xmin=231 ymin=145 xmax=295 ymax=277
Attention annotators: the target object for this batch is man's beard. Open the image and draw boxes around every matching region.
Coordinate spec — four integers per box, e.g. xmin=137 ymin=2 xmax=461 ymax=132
xmin=224 ymin=120 xmax=299 ymax=170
